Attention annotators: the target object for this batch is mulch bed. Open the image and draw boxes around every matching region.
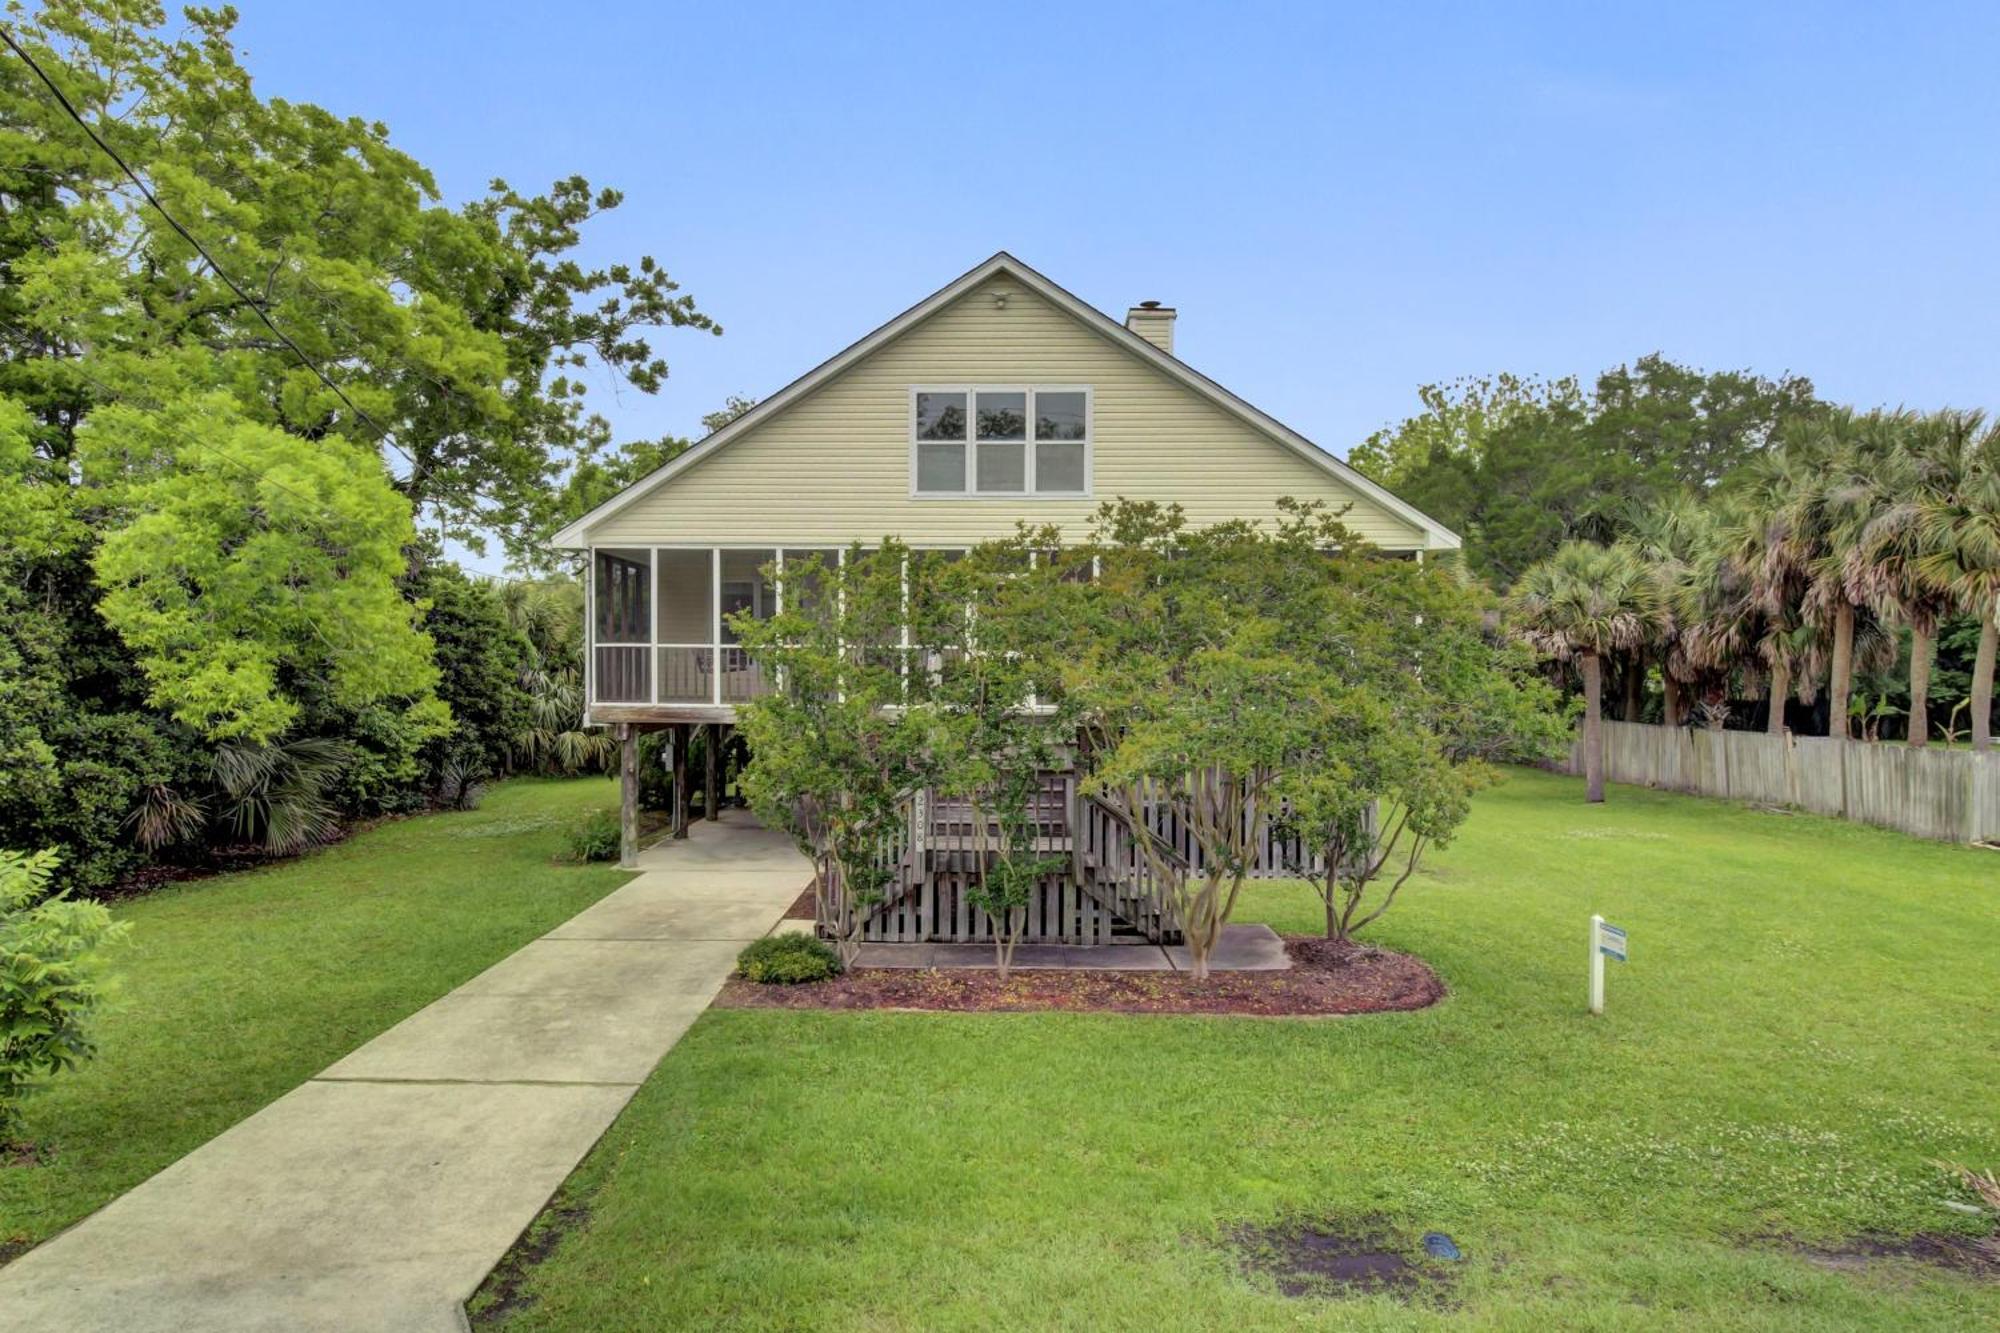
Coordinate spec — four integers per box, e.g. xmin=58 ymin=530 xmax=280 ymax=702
xmin=716 ymin=936 xmax=1445 ymax=1017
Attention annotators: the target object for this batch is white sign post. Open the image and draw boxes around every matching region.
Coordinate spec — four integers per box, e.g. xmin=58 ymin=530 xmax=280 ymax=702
xmin=1589 ymin=914 xmax=1627 ymax=1014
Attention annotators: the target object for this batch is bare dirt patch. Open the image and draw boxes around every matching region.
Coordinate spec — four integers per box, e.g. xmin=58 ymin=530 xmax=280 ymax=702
xmin=468 ymin=1203 xmax=592 ymax=1325
xmin=1227 ymin=1219 xmax=1454 ymax=1302
xmin=1 ymin=1140 xmax=52 ymax=1169
xmin=1790 ymin=1231 xmax=2000 ymax=1282
xmin=715 ymin=936 xmax=1444 ymax=1017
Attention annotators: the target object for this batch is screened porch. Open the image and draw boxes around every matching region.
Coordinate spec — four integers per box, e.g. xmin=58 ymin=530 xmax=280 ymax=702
xmin=588 ymin=546 xmax=841 ymax=717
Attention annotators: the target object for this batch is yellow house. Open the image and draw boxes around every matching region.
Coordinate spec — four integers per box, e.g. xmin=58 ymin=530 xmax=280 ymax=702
xmin=553 ymin=253 xmax=1455 ymax=907
xmin=555 ymin=251 xmax=1457 ymax=726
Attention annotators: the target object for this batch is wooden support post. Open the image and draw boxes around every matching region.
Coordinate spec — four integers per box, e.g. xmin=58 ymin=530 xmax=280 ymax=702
xmin=705 ymin=722 xmax=721 ymax=820
xmin=671 ymin=723 xmax=690 ymax=839
xmin=617 ymin=724 xmax=638 ymax=869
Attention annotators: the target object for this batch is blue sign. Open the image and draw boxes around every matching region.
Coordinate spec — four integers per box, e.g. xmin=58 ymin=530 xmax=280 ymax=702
xmin=1598 ymin=922 xmax=1628 ymax=962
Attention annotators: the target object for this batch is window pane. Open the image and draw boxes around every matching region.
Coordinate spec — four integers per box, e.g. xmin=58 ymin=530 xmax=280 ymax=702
xmin=916 ymin=442 xmax=966 ymax=492
xmin=915 ymin=391 xmax=967 ymax=441
xmin=655 ymin=548 xmax=712 ymax=643
xmin=593 ymin=549 xmax=651 ymax=643
xmin=1034 ymin=391 xmax=1087 ymax=440
xmin=1036 ymin=440 xmax=1087 ymax=493
xmin=976 ymin=441 xmax=1025 ymax=492
xmin=975 ymin=390 xmax=1026 ymax=440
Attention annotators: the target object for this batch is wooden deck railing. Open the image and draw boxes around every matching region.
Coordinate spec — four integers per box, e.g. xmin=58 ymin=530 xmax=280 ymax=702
xmin=818 ymin=770 xmax=1362 ymax=947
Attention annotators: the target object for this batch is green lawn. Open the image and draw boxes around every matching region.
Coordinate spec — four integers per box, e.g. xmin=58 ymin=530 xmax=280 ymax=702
xmin=481 ymin=768 xmax=1998 ymax=1330
xmin=0 ymin=776 xmax=628 ymax=1255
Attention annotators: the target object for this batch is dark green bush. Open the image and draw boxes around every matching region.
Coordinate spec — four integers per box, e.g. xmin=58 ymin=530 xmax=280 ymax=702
xmin=736 ymin=931 xmax=841 ymax=984
xmin=563 ymin=809 xmax=622 ymax=863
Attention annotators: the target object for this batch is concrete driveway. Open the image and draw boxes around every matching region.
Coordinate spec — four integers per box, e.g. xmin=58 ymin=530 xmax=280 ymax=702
xmin=0 ymin=810 xmax=808 ymax=1332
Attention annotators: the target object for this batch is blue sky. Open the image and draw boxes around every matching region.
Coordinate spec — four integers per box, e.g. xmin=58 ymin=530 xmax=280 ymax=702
xmin=231 ymin=1 xmax=1999 ymax=563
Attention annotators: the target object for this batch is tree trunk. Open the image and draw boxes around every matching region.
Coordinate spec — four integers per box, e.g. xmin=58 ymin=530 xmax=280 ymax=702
xmin=671 ymin=723 xmax=690 ymax=838
xmin=1662 ymin=675 xmax=1682 ymax=728
xmin=704 ymin=723 xmax=720 ymax=820
xmin=1972 ymin=603 xmax=1997 ymax=753
xmin=1828 ymin=602 xmax=1855 ymax=740
xmin=1581 ymin=651 xmax=1605 ymax=804
xmin=1907 ymin=625 xmax=1933 ymax=747
xmin=1766 ymin=658 xmax=1791 ymax=736
xmin=1623 ymin=652 xmax=1644 ymax=721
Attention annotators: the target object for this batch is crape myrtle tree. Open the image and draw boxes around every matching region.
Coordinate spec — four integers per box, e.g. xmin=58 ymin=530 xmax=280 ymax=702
xmin=1023 ymin=500 xmax=1554 ymax=978
xmin=925 ymin=532 xmax=1077 ymax=978
xmin=1270 ymin=521 xmax=1567 ymax=939
xmin=1022 ymin=504 xmax=1280 ymax=980
xmin=730 ymin=542 xmax=950 ymax=966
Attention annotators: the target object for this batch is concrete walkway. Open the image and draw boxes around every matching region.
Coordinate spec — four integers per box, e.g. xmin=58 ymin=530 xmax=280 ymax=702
xmin=0 ymin=810 xmax=808 ymax=1333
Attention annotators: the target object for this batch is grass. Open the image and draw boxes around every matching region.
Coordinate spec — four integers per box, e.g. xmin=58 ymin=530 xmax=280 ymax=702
xmin=0 ymin=776 xmax=629 ymax=1255
xmin=478 ymin=768 xmax=1999 ymax=1330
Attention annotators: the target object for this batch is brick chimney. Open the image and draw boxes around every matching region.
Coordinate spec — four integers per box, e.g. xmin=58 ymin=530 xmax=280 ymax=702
xmin=1124 ymin=300 xmax=1176 ymax=355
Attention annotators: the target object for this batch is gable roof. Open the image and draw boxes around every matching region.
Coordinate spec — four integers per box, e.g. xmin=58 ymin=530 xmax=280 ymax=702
xmin=550 ymin=252 xmax=1461 ymax=550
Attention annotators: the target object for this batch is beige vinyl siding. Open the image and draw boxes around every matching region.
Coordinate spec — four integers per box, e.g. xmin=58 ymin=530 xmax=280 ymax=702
xmin=588 ymin=278 xmax=1425 ymax=549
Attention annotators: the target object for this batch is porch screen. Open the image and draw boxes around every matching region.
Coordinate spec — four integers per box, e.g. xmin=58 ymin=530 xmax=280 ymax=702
xmin=592 ymin=549 xmax=650 ymax=702
xmin=655 ymin=549 xmax=714 ymax=704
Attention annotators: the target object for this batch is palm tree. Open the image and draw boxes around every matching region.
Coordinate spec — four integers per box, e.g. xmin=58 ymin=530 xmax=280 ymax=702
xmin=1846 ymin=412 xmax=1957 ymax=745
xmin=1912 ymin=410 xmax=2000 ymax=751
xmin=1719 ymin=448 xmax=1820 ymax=734
xmin=1624 ymin=498 xmax=1711 ymax=726
xmin=1509 ymin=541 xmax=1664 ymax=802
xmin=1729 ymin=410 xmax=1898 ymax=739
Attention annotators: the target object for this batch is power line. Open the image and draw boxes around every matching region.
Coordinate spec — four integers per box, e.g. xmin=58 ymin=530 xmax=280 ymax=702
xmin=0 ymin=20 xmax=496 ymax=517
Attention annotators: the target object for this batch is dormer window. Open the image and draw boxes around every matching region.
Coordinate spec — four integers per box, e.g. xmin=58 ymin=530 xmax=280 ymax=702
xmin=912 ymin=386 xmax=1091 ymax=497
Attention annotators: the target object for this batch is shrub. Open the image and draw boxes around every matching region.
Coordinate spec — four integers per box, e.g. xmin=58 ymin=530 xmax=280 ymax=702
xmin=563 ymin=809 xmax=622 ymax=863
xmin=0 ymin=849 xmax=130 ymax=1143
xmin=736 ymin=932 xmax=842 ymax=985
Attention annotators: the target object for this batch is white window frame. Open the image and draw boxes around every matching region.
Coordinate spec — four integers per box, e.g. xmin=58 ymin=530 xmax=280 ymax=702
xmin=909 ymin=384 xmax=1093 ymax=500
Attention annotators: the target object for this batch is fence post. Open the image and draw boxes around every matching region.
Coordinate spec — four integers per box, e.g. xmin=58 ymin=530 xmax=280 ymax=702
xmin=1971 ymin=753 xmax=1991 ymax=844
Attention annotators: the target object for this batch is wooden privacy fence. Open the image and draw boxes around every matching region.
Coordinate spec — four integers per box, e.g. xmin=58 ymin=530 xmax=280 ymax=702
xmin=1566 ymin=721 xmax=2000 ymax=844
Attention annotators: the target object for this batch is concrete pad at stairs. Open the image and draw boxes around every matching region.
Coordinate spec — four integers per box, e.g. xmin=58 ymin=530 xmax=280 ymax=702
xmin=1163 ymin=922 xmax=1291 ymax=971
xmin=547 ymin=881 xmax=798 ymax=940
xmin=0 ymin=1078 xmax=630 ymax=1333
xmin=850 ymin=942 xmax=1174 ymax=970
xmin=320 ymin=938 xmax=743 ymax=1085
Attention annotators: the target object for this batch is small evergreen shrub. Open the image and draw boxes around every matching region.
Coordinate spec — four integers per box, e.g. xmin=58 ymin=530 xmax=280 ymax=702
xmin=563 ymin=809 xmax=621 ymax=863
xmin=736 ymin=931 xmax=842 ymax=984
xmin=1 ymin=850 xmax=129 ymax=1143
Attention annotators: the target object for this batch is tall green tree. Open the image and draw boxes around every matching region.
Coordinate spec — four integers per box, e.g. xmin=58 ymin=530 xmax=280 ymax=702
xmin=0 ymin=2 xmax=713 ymax=880
xmin=1353 ymin=357 xmax=1818 ymax=586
